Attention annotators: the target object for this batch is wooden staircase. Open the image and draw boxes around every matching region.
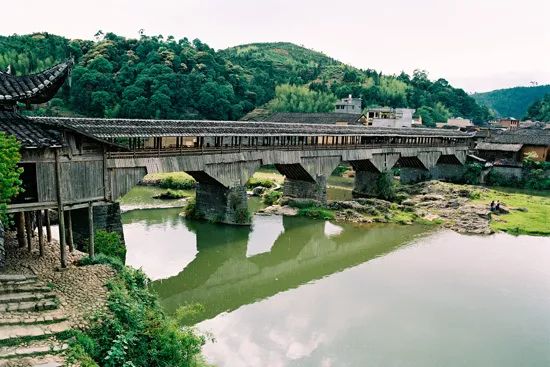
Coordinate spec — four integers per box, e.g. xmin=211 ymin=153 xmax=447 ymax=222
xmin=0 ymin=274 xmax=69 ymax=367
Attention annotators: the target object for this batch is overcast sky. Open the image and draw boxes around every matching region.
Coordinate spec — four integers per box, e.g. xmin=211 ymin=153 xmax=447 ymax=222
xmin=1 ymin=0 xmax=549 ymax=92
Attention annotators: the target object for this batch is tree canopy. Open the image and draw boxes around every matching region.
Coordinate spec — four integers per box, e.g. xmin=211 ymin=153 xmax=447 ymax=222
xmin=526 ymin=94 xmax=550 ymax=122
xmin=0 ymin=133 xmax=22 ymax=222
xmin=0 ymin=34 xmax=492 ymax=124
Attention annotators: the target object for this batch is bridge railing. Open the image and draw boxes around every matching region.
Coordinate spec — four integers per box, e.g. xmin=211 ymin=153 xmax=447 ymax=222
xmin=107 ymin=140 xmax=470 ymax=159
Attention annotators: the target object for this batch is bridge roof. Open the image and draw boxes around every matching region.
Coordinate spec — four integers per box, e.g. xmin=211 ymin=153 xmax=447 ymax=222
xmin=31 ymin=117 xmax=472 ymax=139
xmin=0 ymin=111 xmax=62 ymax=148
xmin=0 ymin=59 xmax=73 ymax=106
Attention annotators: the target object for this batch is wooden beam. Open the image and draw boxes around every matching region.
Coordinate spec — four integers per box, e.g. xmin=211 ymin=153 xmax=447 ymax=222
xmin=24 ymin=211 xmax=33 ymax=252
xmin=15 ymin=212 xmax=26 ymax=248
xmin=44 ymin=209 xmax=52 ymax=243
xmin=54 ymin=149 xmax=67 ymax=268
xmin=88 ymin=202 xmax=95 ymax=259
xmin=36 ymin=210 xmax=44 ymax=256
xmin=65 ymin=211 xmax=74 ymax=252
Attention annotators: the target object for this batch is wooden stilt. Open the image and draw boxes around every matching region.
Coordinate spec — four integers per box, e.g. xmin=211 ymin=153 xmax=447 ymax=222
xmin=88 ymin=202 xmax=95 ymax=259
xmin=65 ymin=211 xmax=74 ymax=252
xmin=24 ymin=212 xmax=33 ymax=252
xmin=54 ymin=149 xmax=67 ymax=268
xmin=16 ymin=212 xmax=26 ymax=248
xmin=36 ymin=211 xmax=44 ymax=257
xmin=45 ymin=210 xmax=52 ymax=243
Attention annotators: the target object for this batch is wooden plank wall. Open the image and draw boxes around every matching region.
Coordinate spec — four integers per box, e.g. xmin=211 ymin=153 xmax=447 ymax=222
xmin=111 ymin=167 xmax=147 ymax=201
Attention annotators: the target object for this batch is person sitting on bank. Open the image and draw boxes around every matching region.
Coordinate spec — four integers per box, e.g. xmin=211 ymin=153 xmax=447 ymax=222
xmin=490 ymin=201 xmax=495 ymax=211
xmin=495 ymin=201 xmax=501 ymax=212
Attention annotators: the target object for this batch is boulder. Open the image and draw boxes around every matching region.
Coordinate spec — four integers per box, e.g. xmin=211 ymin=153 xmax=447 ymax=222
xmin=252 ymin=186 xmax=267 ymax=196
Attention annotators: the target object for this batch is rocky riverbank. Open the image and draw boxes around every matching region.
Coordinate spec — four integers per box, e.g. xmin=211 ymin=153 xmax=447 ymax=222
xmin=258 ymin=181 xmax=504 ymax=235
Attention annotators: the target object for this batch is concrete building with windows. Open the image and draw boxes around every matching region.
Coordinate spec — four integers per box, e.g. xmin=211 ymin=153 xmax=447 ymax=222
xmin=334 ymin=95 xmax=362 ymax=114
xmin=446 ymin=118 xmax=473 ymax=128
xmin=365 ymin=107 xmax=415 ymax=128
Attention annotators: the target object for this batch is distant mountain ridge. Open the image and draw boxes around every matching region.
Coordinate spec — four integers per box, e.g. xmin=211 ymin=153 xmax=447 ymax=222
xmin=472 ymin=85 xmax=550 ymax=119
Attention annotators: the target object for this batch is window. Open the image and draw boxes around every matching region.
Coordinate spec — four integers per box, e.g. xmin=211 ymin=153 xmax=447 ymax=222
xmin=12 ymin=163 xmax=38 ymax=203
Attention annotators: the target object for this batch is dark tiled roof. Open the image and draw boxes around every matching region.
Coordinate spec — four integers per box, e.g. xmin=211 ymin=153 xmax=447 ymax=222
xmin=0 ymin=59 xmax=73 ymax=106
xmin=0 ymin=111 xmax=62 ymax=148
xmin=31 ymin=116 xmax=472 ymax=139
xmin=258 ymin=112 xmax=364 ymax=125
xmin=488 ymin=129 xmax=550 ymax=146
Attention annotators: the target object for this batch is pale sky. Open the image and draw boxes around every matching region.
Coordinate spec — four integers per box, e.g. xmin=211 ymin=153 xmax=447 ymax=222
xmin=1 ymin=0 xmax=549 ymax=93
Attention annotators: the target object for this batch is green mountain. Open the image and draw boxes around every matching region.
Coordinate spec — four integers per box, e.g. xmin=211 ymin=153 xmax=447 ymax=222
xmin=472 ymin=85 xmax=550 ymax=119
xmin=0 ymin=34 xmax=491 ymax=124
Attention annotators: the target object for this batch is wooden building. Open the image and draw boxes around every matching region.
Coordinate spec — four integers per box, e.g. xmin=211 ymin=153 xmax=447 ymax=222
xmin=0 ymin=60 xmax=116 ymax=267
xmin=475 ymin=129 xmax=550 ymax=163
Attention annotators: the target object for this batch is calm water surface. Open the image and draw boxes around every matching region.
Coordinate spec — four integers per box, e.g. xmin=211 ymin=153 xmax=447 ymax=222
xmin=123 ymin=207 xmax=550 ymax=367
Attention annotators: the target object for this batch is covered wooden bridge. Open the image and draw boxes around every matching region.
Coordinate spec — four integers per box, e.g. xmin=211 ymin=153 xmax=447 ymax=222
xmin=1 ymin=60 xmax=472 ymax=268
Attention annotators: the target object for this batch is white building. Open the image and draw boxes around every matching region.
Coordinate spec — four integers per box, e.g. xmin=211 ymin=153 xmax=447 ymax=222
xmin=334 ymin=95 xmax=362 ymax=114
xmin=365 ymin=107 xmax=415 ymax=128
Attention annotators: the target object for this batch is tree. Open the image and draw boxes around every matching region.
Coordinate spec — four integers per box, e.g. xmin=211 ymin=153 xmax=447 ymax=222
xmin=0 ymin=133 xmax=22 ymax=223
xmin=267 ymin=84 xmax=337 ymax=113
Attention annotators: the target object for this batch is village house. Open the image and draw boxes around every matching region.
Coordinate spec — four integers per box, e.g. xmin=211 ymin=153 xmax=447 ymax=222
xmin=475 ymin=128 xmax=550 ymax=163
xmin=365 ymin=107 xmax=415 ymax=128
xmin=334 ymin=95 xmax=362 ymax=114
xmin=496 ymin=117 xmax=520 ymax=130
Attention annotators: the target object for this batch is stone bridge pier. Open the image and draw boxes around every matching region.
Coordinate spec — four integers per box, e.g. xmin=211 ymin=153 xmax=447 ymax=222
xmin=398 ymin=151 xmax=442 ymax=184
xmin=187 ymin=161 xmax=261 ymax=225
xmin=430 ymin=151 xmax=467 ymax=182
xmin=277 ymin=156 xmax=341 ymax=203
xmin=350 ymin=153 xmax=400 ymax=198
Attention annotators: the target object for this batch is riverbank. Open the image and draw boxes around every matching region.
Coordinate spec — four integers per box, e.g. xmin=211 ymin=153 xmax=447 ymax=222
xmin=0 ymin=231 xmax=209 ymax=366
xmin=259 ymin=181 xmax=550 ymax=236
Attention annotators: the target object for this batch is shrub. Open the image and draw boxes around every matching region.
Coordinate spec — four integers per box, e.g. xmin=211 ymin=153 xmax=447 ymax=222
xmin=286 ymin=198 xmax=322 ymax=209
xmin=234 ymin=207 xmax=251 ymax=224
xmin=78 ymin=253 xmax=124 ymax=272
xmin=70 ymin=266 xmax=205 ymax=366
xmin=375 ymin=171 xmax=395 ymax=200
xmin=462 ymin=163 xmax=482 ymax=185
xmin=0 ymin=133 xmax=22 ymax=223
xmin=183 ymin=198 xmax=199 ymax=219
xmin=246 ymin=177 xmax=274 ymax=188
xmin=297 ymin=207 xmax=335 ymax=220
xmin=262 ymin=190 xmax=282 ymax=205
xmin=94 ymin=230 xmax=126 ymax=263
xmin=153 ymin=189 xmax=189 ymax=200
xmin=331 ymin=164 xmax=349 ymax=177
xmin=159 ymin=176 xmax=196 ymax=190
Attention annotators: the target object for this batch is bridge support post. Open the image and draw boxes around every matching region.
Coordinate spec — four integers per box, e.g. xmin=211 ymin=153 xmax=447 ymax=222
xmin=398 ymin=152 xmax=442 ymax=185
xmin=429 ymin=153 xmax=467 ymax=182
xmin=400 ymin=168 xmax=432 ymax=184
xmin=350 ymin=154 xmax=400 ymax=198
xmin=195 ymin=183 xmax=250 ymax=224
xmin=283 ymin=176 xmax=327 ymax=202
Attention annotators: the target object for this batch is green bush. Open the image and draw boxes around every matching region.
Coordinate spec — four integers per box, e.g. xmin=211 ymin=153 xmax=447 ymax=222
xmin=0 ymin=133 xmax=22 ymax=223
xmin=69 ymin=266 xmax=205 ymax=366
xmin=262 ymin=190 xmax=282 ymax=205
xmin=234 ymin=207 xmax=251 ymax=224
xmin=159 ymin=176 xmax=196 ymax=190
xmin=153 ymin=189 xmax=189 ymax=200
xmin=297 ymin=207 xmax=335 ymax=220
xmin=463 ymin=163 xmax=482 ymax=185
xmin=331 ymin=164 xmax=349 ymax=177
xmin=183 ymin=198 xmax=199 ymax=219
xmin=246 ymin=177 xmax=275 ymax=188
xmin=287 ymin=198 xmax=322 ymax=209
xmin=94 ymin=230 xmax=126 ymax=263
xmin=375 ymin=171 xmax=395 ymax=200
xmin=78 ymin=253 xmax=124 ymax=272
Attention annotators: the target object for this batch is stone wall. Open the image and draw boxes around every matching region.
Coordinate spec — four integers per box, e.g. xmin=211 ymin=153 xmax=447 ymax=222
xmin=352 ymin=170 xmax=381 ymax=197
xmin=283 ymin=176 xmax=327 ymax=202
xmin=400 ymin=167 xmax=431 ymax=184
xmin=195 ymin=183 xmax=249 ymax=224
xmin=430 ymin=164 xmax=467 ymax=182
xmin=70 ymin=203 xmax=125 ymax=252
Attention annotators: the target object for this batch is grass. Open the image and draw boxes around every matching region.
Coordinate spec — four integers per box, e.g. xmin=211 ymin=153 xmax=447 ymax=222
xmin=251 ymin=168 xmax=285 ymax=185
xmin=298 ymin=207 xmax=335 ymax=220
xmin=473 ymin=186 xmax=550 ymax=235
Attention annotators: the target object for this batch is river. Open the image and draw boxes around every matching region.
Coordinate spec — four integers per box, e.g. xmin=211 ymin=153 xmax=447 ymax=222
xmin=122 ymin=204 xmax=550 ymax=367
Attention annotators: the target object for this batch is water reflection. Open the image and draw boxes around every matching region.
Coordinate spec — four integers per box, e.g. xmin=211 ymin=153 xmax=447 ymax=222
xmin=127 ymin=212 xmax=431 ymax=321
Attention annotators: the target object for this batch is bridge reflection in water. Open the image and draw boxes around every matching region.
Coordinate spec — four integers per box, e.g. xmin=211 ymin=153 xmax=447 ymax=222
xmin=121 ymin=210 xmax=432 ymax=323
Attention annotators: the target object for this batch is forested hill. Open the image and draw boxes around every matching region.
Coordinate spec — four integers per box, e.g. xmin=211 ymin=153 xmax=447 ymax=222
xmin=0 ymin=33 xmax=491 ymax=124
xmin=472 ymin=85 xmax=550 ymax=119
